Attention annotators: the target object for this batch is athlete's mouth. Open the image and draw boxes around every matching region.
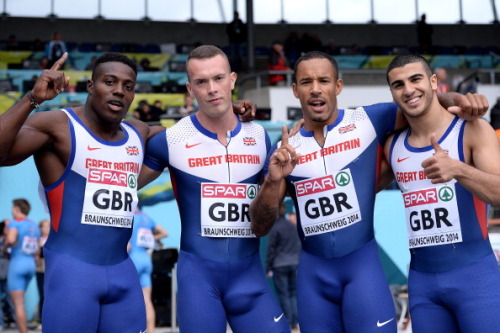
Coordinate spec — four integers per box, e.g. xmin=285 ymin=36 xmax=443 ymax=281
xmin=406 ymin=96 xmax=421 ymax=105
xmin=309 ymin=99 xmax=326 ymax=110
xmin=108 ymin=100 xmax=124 ymax=110
xmin=208 ymin=97 xmax=222 ymax=104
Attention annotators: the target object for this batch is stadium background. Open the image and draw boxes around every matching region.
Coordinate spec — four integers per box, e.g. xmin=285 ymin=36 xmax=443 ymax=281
xmin=0 ymin=0 xmax=498 ymax=323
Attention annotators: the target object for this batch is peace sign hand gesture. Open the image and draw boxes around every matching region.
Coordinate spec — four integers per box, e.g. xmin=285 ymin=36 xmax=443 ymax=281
xmin=268 ymin=125 xmax=300 ymax=182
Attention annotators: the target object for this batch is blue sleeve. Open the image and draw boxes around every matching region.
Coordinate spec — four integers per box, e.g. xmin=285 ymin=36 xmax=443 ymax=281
xmin=364 ymin=102 xmax=398 ymax=144
xmin=145 ymin=214 xmax=157 ymax=229
xmin=144 ymin=129 xmax=169 ymax=171
xmin=264 ymin=129 xmax=271 ymax=154
xmin=8 ymin=222 xmax=20 ymax=231
xmin=263 ymin=142 xmax=280 ymax=177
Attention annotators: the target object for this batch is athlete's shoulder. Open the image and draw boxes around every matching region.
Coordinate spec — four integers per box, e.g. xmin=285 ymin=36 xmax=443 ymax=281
xmin=24 ymin=108 xmax=69 ymax=130
xmin=240 ymin=120 xmax=267 ymax=138
xmin=123 ymin=117 xmax=151 ymax=141
xmin=165 ymin=115 xmax=195 ymax=134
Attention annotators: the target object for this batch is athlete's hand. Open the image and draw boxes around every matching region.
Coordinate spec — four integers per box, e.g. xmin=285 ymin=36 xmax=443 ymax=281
xmin=421 ymin=134 xmax=460 ymax=183
xmin=267 ymin=125 xmax=300 ymax=182
xmin=233 ymin=99 xmax=256 ymax=122
xmin=31 ymin=52 xmax=71 ymax=104
xmin=446 ymin=93 xmax=488 ymax=121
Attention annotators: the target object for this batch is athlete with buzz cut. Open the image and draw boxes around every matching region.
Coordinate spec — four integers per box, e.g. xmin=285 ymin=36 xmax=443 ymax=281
xmin=384 ymin=54 xmax=500 ymax=333
xmin=0 ymin=52 xmax=157 ymax=333
xmin=139 ymin=45 xmax=291 ymax=333
xmin=249 ymin=50 xmax=488 ymax=333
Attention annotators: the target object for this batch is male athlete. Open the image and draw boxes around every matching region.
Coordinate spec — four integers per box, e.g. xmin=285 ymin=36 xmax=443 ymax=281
xmin=129 ymin=206 xmax=168 ymax=333
xmin=249 ymin=51 xmax=488 ymax=333
xmin=4 ymin=199 xmax=40 ymax=333
xmin=384 ymin=54 xmax=500 ymax=333
xmin=139 ymin=45 xmax=290 ymax=333
xmin=0 ymin=52 xmax=154 ymax=332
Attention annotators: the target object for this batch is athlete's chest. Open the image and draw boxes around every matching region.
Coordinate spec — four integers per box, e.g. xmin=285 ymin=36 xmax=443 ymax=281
xmin=290 ymin=117 xmax=378 ymax=177
xmin=168 ymin=129 xmax=267 ymax=182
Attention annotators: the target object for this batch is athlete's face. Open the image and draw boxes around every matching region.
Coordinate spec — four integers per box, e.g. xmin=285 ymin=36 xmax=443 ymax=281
xmin=186 ymin=55 xmax=236 ymax=119
xmin=387 ymin=62 xmax=437 ymax=119
xmin=88 ymin=62 xmax=136 ymax=122
xmin=292 ymin=58 xmax=343 ymax=126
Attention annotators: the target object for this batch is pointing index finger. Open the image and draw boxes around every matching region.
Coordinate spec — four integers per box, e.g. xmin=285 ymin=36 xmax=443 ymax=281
xmin=281 ymin=124 xmax=289 ymax=146
xmin=50 ymin=52 xmax=68 ymax=71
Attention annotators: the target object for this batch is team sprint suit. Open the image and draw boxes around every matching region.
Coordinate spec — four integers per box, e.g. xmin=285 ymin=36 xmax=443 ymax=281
xmin=129 ymin=210 xmax=157 ymax=287
xmin=388 ymin=117 xmax=500 ymax=333
xmin=144 ymin=114 xmax=290 ymax=333
xmin=40 ymin=108 xmax=146 ymax=333
xmin=270 ymin=103 xmax=399 ymax=333
xmin=7 ymin=218 xmax=40 ymax=292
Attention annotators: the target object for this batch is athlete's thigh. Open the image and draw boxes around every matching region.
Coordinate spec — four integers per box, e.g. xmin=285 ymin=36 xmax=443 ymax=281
xmin=42 ymin=248 xmax=103 ymax=333
xmin=98 ymin=258 xmax=146 ymax=333
xmin=131 ymin=253 xmax=153 ymax=288
xmin=296 ymin=251 xmax=343 ymax=333
xmin=342 ymin=247 xmax=396 ymax=333
xmin=176 ymin=251 xmax=227 ymax=333
xmin=7 ymin=258 xmax=34 ymax=291
xmin=408 ymin=268 xmax=458 ymax=333
xmin=225 ymin=253 xmax=290 ymax=333
xmin=446 ymin=254 xmax=500 ymax=333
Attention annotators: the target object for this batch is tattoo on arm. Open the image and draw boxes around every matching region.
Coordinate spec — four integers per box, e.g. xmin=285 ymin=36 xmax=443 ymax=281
xmin=250 ymin=202 xmax=280 ymax=237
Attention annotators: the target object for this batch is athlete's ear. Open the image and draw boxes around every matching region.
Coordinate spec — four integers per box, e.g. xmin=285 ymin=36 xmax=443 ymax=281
xmin=87 ymin=80 xmax=94 ymax=94
xmin=335 ymin=78 xmax=344 ymax=96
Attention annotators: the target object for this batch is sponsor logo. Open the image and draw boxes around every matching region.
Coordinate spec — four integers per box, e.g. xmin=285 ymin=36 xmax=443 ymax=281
xmin=126 ymin=146 xmax=139 ymax=155
xmin=439 ymin=186 xmax=454 ymax=202
xmin=185 ymin=142 xmax=202 ymax=149
xmin=295 ymin=175 xmax=336 ymax=197
xmin=376 ymin=318 xmax=395 ymax=327
xmin=403 ymin=188 xmax=438 ymax=207
xmin=243 ymin=137 xmax=256 ymax=146
xmin=202 ymin=184 xmax=248 ymax=198
xmin=335 ymin=171 xmax=350 ymax=187
xmin=89 ymin=169 xmax=128 ymax=186
xmin=273 ymin=313 xmax=284 ymax=323
xmin=338 ymin=123 xmax=356 ymax=134
xmin=397 ymin=156 xmax=410 ymax=163
xmin=87 ymin=145 xmax=101 ymax=151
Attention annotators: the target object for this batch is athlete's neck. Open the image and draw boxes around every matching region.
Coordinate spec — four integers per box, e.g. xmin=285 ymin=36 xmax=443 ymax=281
xmin=196 ymin=110 xmax=237 ymax=146
xmin=407 ymin=106 xmax=455 ymax=147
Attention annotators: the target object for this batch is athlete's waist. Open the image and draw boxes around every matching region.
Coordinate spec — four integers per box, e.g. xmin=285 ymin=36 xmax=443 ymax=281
xmin=409 ymin=238 xmax=493 ymax=273
xmin=178 ymin=248 xmax=261 ymax=265
xmin=180 ymin=238 xmax=260 ymax=263
xmin=44 ymin=241 xmax=130 ymax=266
xmin=302 ymin=233 xmax=376 ymax=259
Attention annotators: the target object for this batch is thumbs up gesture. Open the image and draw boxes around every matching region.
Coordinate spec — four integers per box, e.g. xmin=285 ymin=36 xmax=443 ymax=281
xmin=421 ymin=134 xmax=458 ymax=184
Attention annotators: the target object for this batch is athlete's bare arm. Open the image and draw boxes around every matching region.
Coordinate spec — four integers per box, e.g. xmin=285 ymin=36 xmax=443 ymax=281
xmin=377 ymin=157 xmax=395 ymax=192
xmin=393 ymin=93 xmax=489 ymax=130
xmin=249 ymin=125 xmax=299 ymax=237
xmin=154 ymin=224 xmax=169 ymax=240
xmin=422 ymin=119 xmax=500 ymax=206
xmin=138 ymin=165 xmax=163 ymax=190
xmin=0 ymin=53 xmax=69 ymax=164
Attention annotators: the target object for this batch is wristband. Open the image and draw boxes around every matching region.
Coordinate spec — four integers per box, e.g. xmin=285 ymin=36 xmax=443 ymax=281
xmin=27 ymin=91 xmax=41 ymax=109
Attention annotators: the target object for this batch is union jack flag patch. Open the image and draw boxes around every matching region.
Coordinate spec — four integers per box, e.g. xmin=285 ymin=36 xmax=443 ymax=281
xmin=338 ymin=123 xmax=356 ymax=134
xmin=126 ymin=146 xmax=140 ymax=155
xmin=243 ymin=137 xmax=256 ymax=146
